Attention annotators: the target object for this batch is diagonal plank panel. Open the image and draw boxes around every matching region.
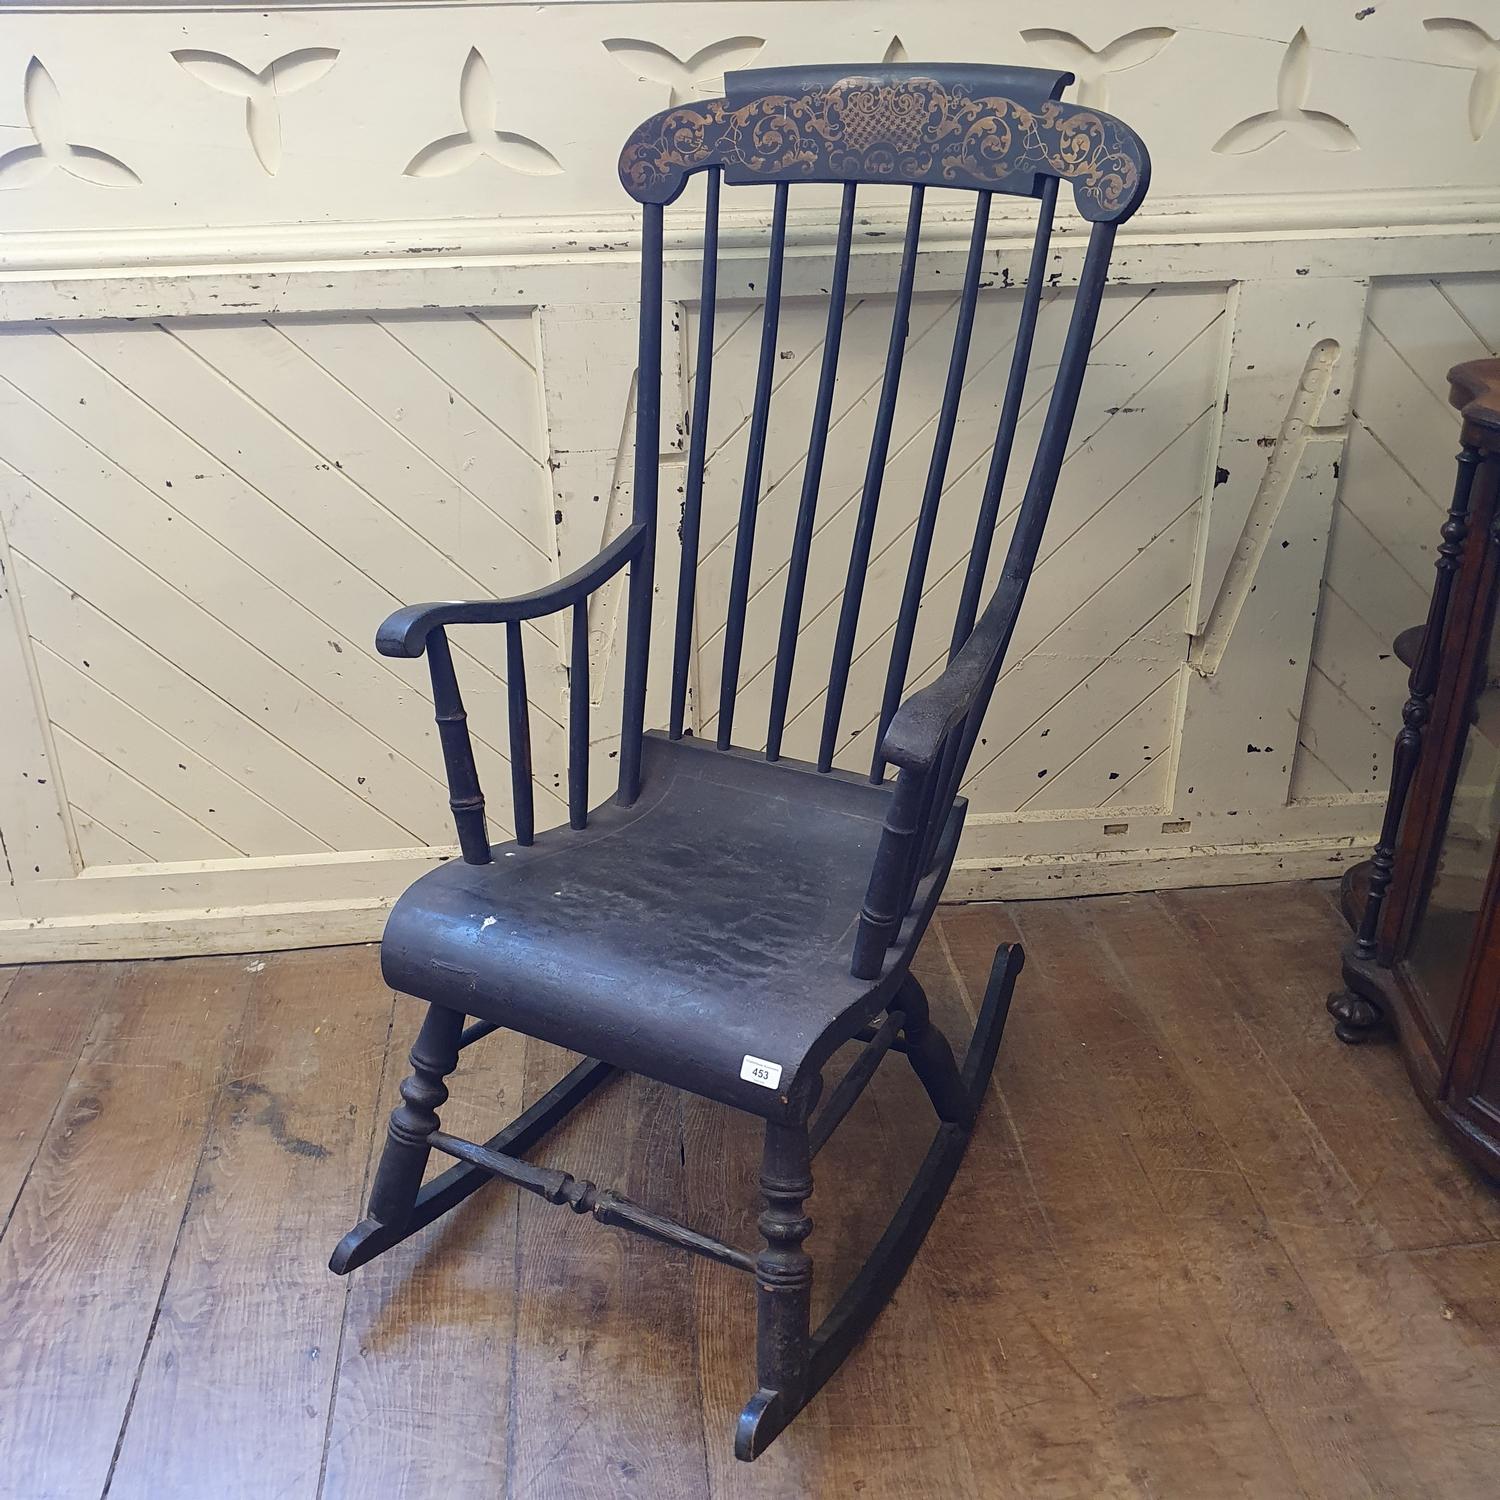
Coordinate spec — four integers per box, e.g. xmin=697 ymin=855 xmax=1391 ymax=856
xmin=1024 ymin=660 xmax=1183 ymax=813
xmin=714 ymin=286 xmax=1202 ymax=755
xmin=1290 ymin=276 xmax=1500 ymax=801
xmin=0 ymin=309 xmax=560 ymax=865
xmin=963 ymin=517 xmax=1199 ymax=809
xmin=695 ymin=284 xmax=1221 ymax=785
xmin=827 ymin=318 xmax=1220 ymax=776
xmin=14 ymin=556 xmax=415 ymax=853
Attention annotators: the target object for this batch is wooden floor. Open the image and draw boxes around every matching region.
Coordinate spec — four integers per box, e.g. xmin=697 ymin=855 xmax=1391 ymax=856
xmin=2 ymin=881 xmax=1499 ymax=1499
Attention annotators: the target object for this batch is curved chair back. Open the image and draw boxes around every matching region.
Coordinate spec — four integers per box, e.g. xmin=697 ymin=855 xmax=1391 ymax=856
xmin=612 ymin=63 xmax=1149 ymax=805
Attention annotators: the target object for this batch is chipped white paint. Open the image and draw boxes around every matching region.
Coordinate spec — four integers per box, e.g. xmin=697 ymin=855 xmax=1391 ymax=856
xmin=0 ymin=0 xmax=1497 ymax=958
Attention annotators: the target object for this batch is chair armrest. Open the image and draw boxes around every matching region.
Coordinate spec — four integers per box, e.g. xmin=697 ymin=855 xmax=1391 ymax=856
xmin=879 ymin=570 xmax=1028 ymax=772
xmin=375 ymin=523 xmax=648 ymax=657
xmin=879 ymin=655 xmax=986 ymax=772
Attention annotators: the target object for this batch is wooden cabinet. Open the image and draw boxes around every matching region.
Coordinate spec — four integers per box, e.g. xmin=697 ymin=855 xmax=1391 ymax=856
xmin=1331 ymin=359 xmax=1500 ymax=1180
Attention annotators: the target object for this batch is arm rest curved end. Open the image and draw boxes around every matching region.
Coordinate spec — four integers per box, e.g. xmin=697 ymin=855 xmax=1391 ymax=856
xmin=376 ymin=605 xmax=443 ymax=658
xmin=881 ymin=688 xmax=956 ymax=774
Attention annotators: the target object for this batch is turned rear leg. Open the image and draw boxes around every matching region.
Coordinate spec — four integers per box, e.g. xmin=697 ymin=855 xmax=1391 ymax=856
xmin=898 ymin=975 xmax=975 ymax=1126
xmin=366 ymin=1002 xmax=465 ymax=1231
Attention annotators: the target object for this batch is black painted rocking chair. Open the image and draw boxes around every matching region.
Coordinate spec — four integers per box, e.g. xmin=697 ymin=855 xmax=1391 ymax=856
xmin=331 ymin=62 xmax=1149 ymax=1459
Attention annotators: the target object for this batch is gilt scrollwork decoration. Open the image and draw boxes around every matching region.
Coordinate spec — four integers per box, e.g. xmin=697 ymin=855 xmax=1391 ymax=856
xmin=618 ymin=74 xmax=1147 ymax=221
xmin=621 ymin=73 xmax=1146 ymax=220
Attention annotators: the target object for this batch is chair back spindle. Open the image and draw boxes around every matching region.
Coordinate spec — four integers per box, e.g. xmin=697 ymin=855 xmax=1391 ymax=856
xmin=603 ymin=64 xmax=1144 ymax=973
xmin=873 ymin=188 xmax=994 ymax=782
xmin=617 ymin=202 xmax=665 ymax=805
xmin=950 ymin=175 xmax=1060 ymax=658
xmin=717 ymin=181 xmax=791 ymax=749
xmin=669 ymin=167 xmax=722 ymax=741
xmin=904 ymin=219 xmax=1119 ymax=908
xmin=568 ymin=598 xmax=590 ymax=829
xmin=817 ymin=185 xmax=925 ymax=773
xmin=766 ymin=180 xmax=858 ymax=762
xmin=505 ymin=620 xmax=535 ymax=847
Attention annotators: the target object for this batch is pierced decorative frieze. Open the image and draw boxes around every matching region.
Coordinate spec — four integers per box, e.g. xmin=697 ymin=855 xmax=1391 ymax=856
xmin=0 ymin=57 xmax=140 ymax=190
xmin=172 ymin=48 xmax=339 ymax=177
xmin=1213 ymin=28 xmax=1358 ymax=155
xmin=406 ymin=47 xmax=563 ymax=179
xmin=1424 ymin=18 xmax=1500 ymax=142
xmin=602 ymin=35 xmax=765 ymax=107
xmin=1019 ymin=27 xmax=1174 ymax=108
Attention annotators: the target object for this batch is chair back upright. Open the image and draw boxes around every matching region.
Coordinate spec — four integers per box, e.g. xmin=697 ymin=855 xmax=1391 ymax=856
xmin=613 ymin=63 xmax=1149 ymax=813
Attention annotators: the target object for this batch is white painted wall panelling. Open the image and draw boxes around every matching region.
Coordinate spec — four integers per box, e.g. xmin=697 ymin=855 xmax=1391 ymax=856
xmin=0 ymin=0 xmax=1498 ymax=955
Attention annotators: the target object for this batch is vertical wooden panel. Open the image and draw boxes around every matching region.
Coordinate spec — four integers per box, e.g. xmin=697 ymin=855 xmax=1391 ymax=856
xmin=1290 ymin=275 xmax=1500 ymax=801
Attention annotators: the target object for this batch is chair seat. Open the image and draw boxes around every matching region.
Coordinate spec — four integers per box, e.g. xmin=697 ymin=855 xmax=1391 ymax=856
xmin=382 ymin=732 xmax=944 ymax=1117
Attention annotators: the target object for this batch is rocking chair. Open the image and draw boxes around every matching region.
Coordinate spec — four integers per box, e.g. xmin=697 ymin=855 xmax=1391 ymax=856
xmin=331 ymin=62 xmax=1149 ymax=1460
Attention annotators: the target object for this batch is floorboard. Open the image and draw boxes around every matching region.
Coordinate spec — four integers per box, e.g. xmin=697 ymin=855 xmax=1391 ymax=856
xmin=0 ymin=963 xmax=116 ymax=1235
xmin=508 ymin=1045 xmax=711 ymax=1500
xmin=321 ymin=992 xmax=519 ymax=1500
xmin=105 ymin=946 xmax=392 ymax=1500
xmin=0 ymin=882 xmax=1496 ymax=1499
xmin=0 ymin=955 xmax=251 ymax=1500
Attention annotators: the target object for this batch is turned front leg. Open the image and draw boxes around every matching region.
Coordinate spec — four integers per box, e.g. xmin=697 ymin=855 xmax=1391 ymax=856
xmin=368 ymin=1004 xmax=465 ymax=1229
xmin=754 ymin=1120 xmax=814 ymax=1403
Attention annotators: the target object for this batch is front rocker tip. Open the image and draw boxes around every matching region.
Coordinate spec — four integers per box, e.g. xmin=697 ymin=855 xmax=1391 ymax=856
xmin=735 ymin=1387 xmax=795 ymax=1461
xmin=329 ymin=1217 xmax=388 ymax=1275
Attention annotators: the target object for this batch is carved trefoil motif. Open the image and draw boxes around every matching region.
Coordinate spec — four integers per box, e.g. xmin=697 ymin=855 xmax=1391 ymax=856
xmin=0 ymin=57 xmax=140 ymax=189
xmin=1019 ymin=27 xmax=1174 ymax=108
xmin=406 ymin=48 xmax=563 ymax=178
xmin=1424 ymin=18 xmax=1500 ymax=142
xmin=1214 ymin=29 xmax=1358 ymax=155
xmin=602 ymin=36 xmax=765 ymax=107
xmin=172 ymin=48 xmax=339 ymax=177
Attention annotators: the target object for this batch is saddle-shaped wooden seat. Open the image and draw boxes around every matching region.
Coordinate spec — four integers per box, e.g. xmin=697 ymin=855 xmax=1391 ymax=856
xmin=382 ymin=732 xmax=960 ymax=1118
xmin=329 ymin=58 xmax=1150 ymax=1461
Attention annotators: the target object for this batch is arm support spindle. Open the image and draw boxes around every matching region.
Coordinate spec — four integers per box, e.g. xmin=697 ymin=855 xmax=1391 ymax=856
xmin=506 ymin=621 xmax=535 ymax=847
xmin=376 ymin=527 xmax=644 ymax=852
xmin=425 ymin=627 xmax=490 ymax=864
